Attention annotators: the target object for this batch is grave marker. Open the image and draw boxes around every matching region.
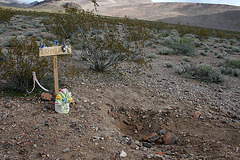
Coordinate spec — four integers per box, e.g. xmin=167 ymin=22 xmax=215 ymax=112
xmin=39 ymin=44 xmax=71 ymax=95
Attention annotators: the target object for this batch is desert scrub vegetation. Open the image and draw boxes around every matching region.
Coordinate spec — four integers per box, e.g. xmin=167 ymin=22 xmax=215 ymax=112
xmin=182 ymin=56 xmax=191 ymax=62
xmin=168 ymin=36 xmax=196 ymax=56
xmin=43 ymin=7 xmax=150 ymax=72
xmin=219 ymin=59 xmax=240 ymax=77
xmin=147 ymin=54 xmax=157 ymax=59
xmin=157 ymin=47 xmax=173 ymax=55
xmin=0 ymin=36 xmax=51 ymax=92
xmin=0 ymin=8 xmax=15 ymax=23
xmin=0 ymin=24 xmax=7 ymax=34
xmin=176 ymin=63 xmax=224 ymax=83
xmin=165 ymin=62 xmax=173 ymax=68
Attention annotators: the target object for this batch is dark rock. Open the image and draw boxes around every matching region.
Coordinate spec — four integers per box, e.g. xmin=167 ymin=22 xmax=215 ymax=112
xmin=158 ymin=129 xmax=166 ymax=136
xmin=142 ymin=142 xmax=153 ymax=148
xmin=145 ymin=134 xmax=161 ymax=143
xmin=2 ymin=142 xmax=11 ymax=149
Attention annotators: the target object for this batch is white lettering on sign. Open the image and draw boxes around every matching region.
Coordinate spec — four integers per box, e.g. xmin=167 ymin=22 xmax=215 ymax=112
xmin=39 ymin=46 xmax=71 ymax=57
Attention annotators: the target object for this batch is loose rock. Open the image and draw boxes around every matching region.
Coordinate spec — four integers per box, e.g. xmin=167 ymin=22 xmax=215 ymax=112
xmin=62 ymin=148 xmax=70 ymax=153
xmin=120 ymin=150 xmax=127 ymax=157
xmin=163 ymin=132 xmax=178 ymax=145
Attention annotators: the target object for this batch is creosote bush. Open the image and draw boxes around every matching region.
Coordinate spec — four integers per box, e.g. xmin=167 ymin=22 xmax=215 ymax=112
xmin=176 ymin=63 xmax=224 ymax=83
xmin=220 ymin=59 xmax=240 ymax=77
xmin=44 ymin=7 xmax=150 ymax=72
xmin=0 ymin=37 xmax=51 ymax=92
xmin=0 ymin=8 xmax=15 ymax=23
xmin=169 ymin=37 xmax=196 ymax=56
xmin=165 ymin=62 xmax=173 ymax=68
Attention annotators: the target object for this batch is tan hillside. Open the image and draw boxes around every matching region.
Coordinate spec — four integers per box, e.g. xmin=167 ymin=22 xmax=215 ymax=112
xmin=29 ymin=0 xmax=240 ymax=32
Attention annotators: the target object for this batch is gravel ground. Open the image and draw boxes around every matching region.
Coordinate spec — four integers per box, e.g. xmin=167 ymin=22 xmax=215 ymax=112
xmin=0 ymin=14 xmax=240 ymax=160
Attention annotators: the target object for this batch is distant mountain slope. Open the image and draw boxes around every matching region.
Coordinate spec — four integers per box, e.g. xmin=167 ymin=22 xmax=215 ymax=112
xmin=162 ymin=10 xmax=240 ymax=32
xmin=96 ymin=2 xmax=240 ymax=32
xmin=0 ymin=0 xmax=20 ymax=3
xmin=1 ymin=0 xmax=239 ymax=32
xmin=0 ymin=0 xmax=38 ymax=7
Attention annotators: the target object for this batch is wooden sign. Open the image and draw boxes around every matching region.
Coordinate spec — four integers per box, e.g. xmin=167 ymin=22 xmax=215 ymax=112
xmin=39 ymin=46 xmax=71 ymax=57
xmin=39 ymin=45 xmax=71 ymax=95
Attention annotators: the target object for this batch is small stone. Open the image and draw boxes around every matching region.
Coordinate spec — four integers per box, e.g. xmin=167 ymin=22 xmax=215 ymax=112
xmin=136 ymin=124 xmax=143 ymax=132
xmin=62 ymin=148 xmax=70 ymax=153
xmin=2 ymin=142 xmax=11 ymax=149
xmin=156 ymin=138 xmax=163 ymax=144
xmin=83 ymin=100 xmax=88 ymax=103
xmin=194 ymin=111 xmax=201 ymax=119
xmin=143 ymin=134 xmax=157 ymax=141
xmin=158 ymin=129 xmax=166 ymax=136
xmin=146 ymin=134 xmax=161 ymax=143
xmin=181 ymin=154 xmax=188 ymax=158
xmin=163 ymin=132 xmax=178 ymax=145
xmin=120 ymin=150 xmax=127 ymax=157
xmin=92 ymin=136 xmax=104 ymax=142
xmin=218 ymin=88 xmax=223 ymax=92
xmin=142 ymin=142 xmax=153 ymax=148
xmin=135 ymin=140 xmax=141 ymax=146
xmin=157 ymin=152 xmax=165 ymax=155
xmin=41 ymin=93 xmax=52 ymax=101
xmin=129 ymin=143 xmax=137 ymax=149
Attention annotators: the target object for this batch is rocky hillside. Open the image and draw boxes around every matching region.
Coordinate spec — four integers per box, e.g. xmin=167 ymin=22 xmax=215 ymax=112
xmin=1 ymin=0 xmax=240 ymax=31
xmin=96 ymin=2 xmax=240 ymax=32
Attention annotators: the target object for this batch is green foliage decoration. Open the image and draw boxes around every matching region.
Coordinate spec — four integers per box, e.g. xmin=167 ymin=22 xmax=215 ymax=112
xmin=0 ymin=36 xmax=51 ymax=92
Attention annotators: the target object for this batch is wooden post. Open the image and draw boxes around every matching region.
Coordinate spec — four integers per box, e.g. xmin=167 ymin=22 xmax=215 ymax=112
xmin=39 ymin=45 xmax=71 ymax=95
xmin=53 ymin=55 xmax=59 ymax=95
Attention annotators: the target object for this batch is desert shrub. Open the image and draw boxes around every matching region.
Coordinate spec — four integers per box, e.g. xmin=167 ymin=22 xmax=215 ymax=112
xmin=220 ymin=67 xmax=240 ymax=77
xmin=146 ymin=42 xmax=153 ymax=47
xmin=44 ymin=7 xmax=149 ymax=72
xmin=0 ymin=37 xmax=51 ymax=92
xmin=147 ymin=54 xmax=157 ymax=59
xmin=161 ymin=32 xmax=170 ymax=37
xmin=224 ymin=59 xmax=240 ymax=69
xmin=0 ymin=8 xmax=15 ymax=23
xmin=217 ymin=54 xmax=225 ymax=59
xmin=176 ymin=63 xmax=224 ymax=83
xmin=232 ymin=69 xmax=240 ymax=77
xmin=25 ymin=31 xmax=36 ymax=36
xmin=157 ymin=47 xmax=173 ymax=55
xmin=220 ymin=59 xmax=240 ymax=77
xmin=0 ymin=36 xmax=15 ymax=47
xmin=152 ymin=45 xmax=157 ymax=48
xmin=165 ymin=62 xmax=173 ymax=68
xmin=182 ymin=56 xmax=191 ymax=62
xmin=200 ymin=52 xmax=208 ymax=56
xmin=194 ymin=41 xmax=201 ymax=48
xmin=11 ymin=32 xmax=23 ymax=36
xmin=0 ymin=25 xmax=7 ymax=34
xmin=232 ymin=47 xmax=240 ymax=53
xmin=11 ymin=25 xmax=23 ymax=31
xmin=169 ymin=36 xmax=196 ymax=56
